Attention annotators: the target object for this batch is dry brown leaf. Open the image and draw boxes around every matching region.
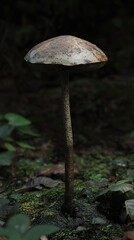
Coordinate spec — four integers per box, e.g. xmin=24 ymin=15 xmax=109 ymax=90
xmin=123 ymin=231 xmax=134 ymax=240
xmin=0 ymin=237 xmax=7 ymax=240
xmin=36 ymin=163 xmax=79 ymax=180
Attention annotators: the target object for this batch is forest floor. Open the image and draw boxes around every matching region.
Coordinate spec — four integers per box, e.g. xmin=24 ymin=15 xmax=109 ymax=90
xmin=0 ymin=72 xmax=134 ymax=239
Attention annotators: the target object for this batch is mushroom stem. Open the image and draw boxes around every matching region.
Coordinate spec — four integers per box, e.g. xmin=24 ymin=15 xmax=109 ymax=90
xmin=61 ymin=70 xmax=74 ymax=215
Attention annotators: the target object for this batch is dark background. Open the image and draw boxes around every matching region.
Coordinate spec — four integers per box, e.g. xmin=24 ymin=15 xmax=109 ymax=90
xmin=1 ymin=0 xmax=134 ymax=152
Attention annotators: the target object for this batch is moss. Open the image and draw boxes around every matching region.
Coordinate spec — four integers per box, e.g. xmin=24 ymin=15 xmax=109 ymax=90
xmin=51 ymin=226 xmax=122 ymax=240
xmin=43 ymin=188 xmax=64 ymax=203
xmin=74 ymin=179 xmax=88 ymax=192
xmin=50 ymin=224 xmax=123 ymax=240
xmin=17 ymin=192 xmax=42 ymax=204
xmin=17 ymin=192 xmax=42 ymax=221
xmin=75 ymin=149 xmax=112 ymax=181
xmin=43 ymin=209 xmax=56 ymax=217
xmin=50 ymin=229 xmax=78 ymax=240
xmin=15 ymin=188 xmax=64 ymax=223
xmin=92 ymin=224 xmax=123 ymax=240
xmin=19 ymin=201 xmax=40 ymax=221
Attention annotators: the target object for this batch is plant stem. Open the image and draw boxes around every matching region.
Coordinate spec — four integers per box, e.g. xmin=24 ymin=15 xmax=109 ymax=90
xmin=61 ymin=70 xmax=74 ymax=215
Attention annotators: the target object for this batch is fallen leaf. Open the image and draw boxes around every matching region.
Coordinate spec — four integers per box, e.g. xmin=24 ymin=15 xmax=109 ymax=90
xmin=0 ymin=237 xmax=7 ymax=240
xmin=123 ymin=231 xmax=134 ymax=240
xmin=36 ymin=163 xmax=79 ymax=180
xmin=17 ymin=176 xmax=63 ymax=192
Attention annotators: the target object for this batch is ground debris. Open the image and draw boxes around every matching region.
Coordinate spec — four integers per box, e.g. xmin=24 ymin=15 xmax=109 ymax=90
xmin=123 ymin=231 xmax=134 ymax=240
xmin=16 ymin=176 xmax=63 ymax=192
xmin=36 ymin=163 xmax=79 ymax=180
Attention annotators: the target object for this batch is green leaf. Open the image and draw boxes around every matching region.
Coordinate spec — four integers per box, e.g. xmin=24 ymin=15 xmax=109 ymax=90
xmin=97 ymin=180 xmax=133 ymax=197
xmin=0 ymin=198 xmax=10 ymax=206
xmin=0 ymin=227 xmax=7 ymax=236
xmin=0 ymin=151 xmax=14 ymax=166
xmin=110 ymin=182 xmax=133 ymax=193
xmin=0 ymin=227 xmax=11 ymax=238
xmin=7 ymin=214 xmax=30 ymax=234
xmin=125 ymin=199 xmax=134 ymax=221
xmin=97 ymin=187 xmax=109 ymax=197
xmin=4 ymin=143 xmax=16 ymax=152
xmin=23 ymin=225 xmax=59 ymax=240
xmin=18 ymin=126 xmax=39 ymax=137
xmin=4 ymin=113 xmax=31 ymax=127
xmin=0 ymin=227 xmax=21 ymax=240
xmin=17 ymin=141 xmax=35 ymax=150
xmin=0 ymin=124 xmax=14 ymax=139
xmin=127 ymin=169 xmax=134 ymax=180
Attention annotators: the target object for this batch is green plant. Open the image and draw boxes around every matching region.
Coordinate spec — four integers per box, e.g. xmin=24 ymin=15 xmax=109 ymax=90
xmin=97 ymin=179 xmax=134 ymax=197
xmin=0 ymin=214 xmax=59 ymax=240
xmin=0 ymin=113 xmax=38 ymax=166
xmin=97 ymin=179 xmax=134 ymax=221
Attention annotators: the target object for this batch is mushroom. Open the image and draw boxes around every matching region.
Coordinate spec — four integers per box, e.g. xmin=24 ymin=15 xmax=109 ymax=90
xmin=24 ymin=35 xmax=108 ymax=215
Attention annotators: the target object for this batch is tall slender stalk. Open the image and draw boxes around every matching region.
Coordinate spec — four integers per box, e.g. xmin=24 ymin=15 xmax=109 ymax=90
xmin=61 ymin=70 xmax=74 ymax=215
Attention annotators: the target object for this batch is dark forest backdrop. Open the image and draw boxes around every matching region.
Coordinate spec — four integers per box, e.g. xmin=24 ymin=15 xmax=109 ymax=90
xmin=1 ymin=0 xmax=134 ymax=151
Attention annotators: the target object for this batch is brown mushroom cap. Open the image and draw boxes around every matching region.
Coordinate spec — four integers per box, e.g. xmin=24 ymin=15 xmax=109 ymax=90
xmin=24 ymin=35 xmax=107 ymax=70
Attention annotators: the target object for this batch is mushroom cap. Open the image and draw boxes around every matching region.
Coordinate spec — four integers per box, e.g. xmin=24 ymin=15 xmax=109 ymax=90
xmin=24 ymin=35 xmax=107 ymax=70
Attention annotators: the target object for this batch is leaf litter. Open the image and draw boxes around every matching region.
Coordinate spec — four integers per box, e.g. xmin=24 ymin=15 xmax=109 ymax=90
xmin=16 ymin=176 xmax=63 ymax=192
